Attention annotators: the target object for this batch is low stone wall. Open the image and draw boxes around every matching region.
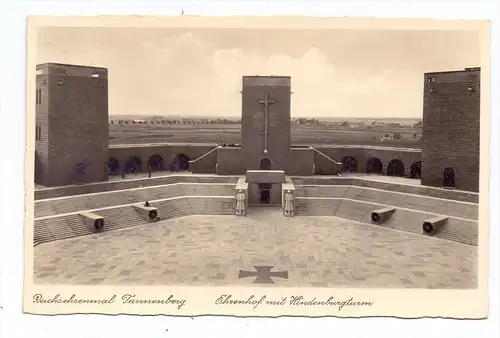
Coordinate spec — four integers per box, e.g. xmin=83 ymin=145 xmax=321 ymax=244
xmin=295 ymin=185 xmax=478 ymax=219
xmin=287 ymin=148 xmax=314 ymax=175
xmin=353 ymin=179 xmax=478 ymax=203
xmin=34 ymin=196 xmax=235 ymax=245
xmin=311 ymin=147 xmax=342 ymax=175
xmin=291 ymin=176 xmax=478 ymax=203
xmin=216 ymin=147 xmax=246 ymax=175
xmin=35 ymin=175 xmax=238 ymax=200
xmin=107 ymin=143 xmax=423 ymax=179
xmin=35 ymin=183 xmax=236 ymax=218
xmin=294 ymin=197 xmax=478 ymax=246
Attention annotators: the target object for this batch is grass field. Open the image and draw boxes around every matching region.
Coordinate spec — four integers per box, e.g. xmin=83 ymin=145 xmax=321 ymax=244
xmin=109 ymin=123 xmax=422 ymax=148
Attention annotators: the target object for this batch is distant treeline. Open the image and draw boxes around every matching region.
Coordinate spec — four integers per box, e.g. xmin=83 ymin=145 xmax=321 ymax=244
xmin=110 ymin=117 xmax=422 ymax=128
xmin=109 ymin=118 xmax=241 ymax=125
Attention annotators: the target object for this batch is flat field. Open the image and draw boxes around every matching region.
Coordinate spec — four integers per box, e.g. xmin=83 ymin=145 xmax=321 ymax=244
xmin=110 ymin=123 xmax=422 ymax=148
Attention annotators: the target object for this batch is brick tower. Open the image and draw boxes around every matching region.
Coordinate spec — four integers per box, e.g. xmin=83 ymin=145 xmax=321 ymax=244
xmin=241 ymin=76 xmax=292 ymax=171
xmin=34 ymin=63 xmax=109 ymax=187
xmin=421 ymin=67 xmax=480 ymax=192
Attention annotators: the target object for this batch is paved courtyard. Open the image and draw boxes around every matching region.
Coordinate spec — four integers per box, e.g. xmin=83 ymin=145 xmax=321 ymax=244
xmin=34 ymin=209 xmax=477 ymax=288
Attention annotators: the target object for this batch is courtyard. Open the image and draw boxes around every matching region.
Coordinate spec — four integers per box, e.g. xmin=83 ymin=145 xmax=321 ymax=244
xmin=34 ymin=209 xmax=477 ymax=289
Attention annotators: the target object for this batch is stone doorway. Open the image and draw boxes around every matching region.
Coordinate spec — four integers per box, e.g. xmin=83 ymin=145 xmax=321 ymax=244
xmin=260 ymin=158 xmax=272 ymax=170
xmin=74 ymin=162 xmax=87 ymax=184
xmin=443 ymin=167 xmax=456 ymax=188
xmin=259 ymin=183 xmax=271 ymax=204
xmin=34 ymin=151 xmax=42 ymax=184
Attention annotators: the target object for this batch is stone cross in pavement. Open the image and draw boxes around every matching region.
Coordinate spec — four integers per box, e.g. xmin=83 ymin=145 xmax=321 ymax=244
xmin=238 ymin=265 xmax=288 ymax=284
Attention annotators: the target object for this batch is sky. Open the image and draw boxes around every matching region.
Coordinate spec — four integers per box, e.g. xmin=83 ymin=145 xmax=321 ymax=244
xmin=36 ymin=27 xmax=481 ymax=118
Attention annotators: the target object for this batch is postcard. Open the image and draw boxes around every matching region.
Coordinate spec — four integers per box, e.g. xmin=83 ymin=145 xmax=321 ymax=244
xmin=24 ymin=15 xmax=490 ymax=318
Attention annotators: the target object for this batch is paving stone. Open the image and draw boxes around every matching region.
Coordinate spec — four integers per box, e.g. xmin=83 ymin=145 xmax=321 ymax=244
xmin=400 ymin=278 xmax=415 ymax=285
xmin=89 ymin=278 xmax=105 ymax=284
xmin=34 ymin=211 xmax=477 ymax=288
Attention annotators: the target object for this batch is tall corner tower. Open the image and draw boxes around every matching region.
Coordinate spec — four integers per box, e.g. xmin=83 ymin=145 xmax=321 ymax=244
xmin=421 ymin=67 xmax=480 ymax=192
xmin=34 ymin=63 xmax=109 ymax=187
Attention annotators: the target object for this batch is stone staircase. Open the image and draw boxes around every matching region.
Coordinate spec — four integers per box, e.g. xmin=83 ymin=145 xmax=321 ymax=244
xmin=297 ymin=185 xmax=478 ymax=219
xmin=188 ymin=196 xmax=235 ymax=216
xmin=35 ymin=183 xmax=236 ymax=218
xmin=34 ymin=214 xmax=88 ymax=245
xmin=152 ymin=196 xmax=235 ymax=220
xmin=292 ymin=177 xmax=354 ymax=186
xmin=33 ymin=195 xmax=236 ymax=245
xmin=33 ymin=206 xmax=150 ymax=246
xmin=294 ymin=197 xmax=477 ymax=246
xmin=33 ymin=202 xmax=58 ymax=219
xmin=353 ymin=179 xmax=478 ymax=203
xmin=336 ymin=199 xmax=477 ymax=246
xmin=345 ymin=186 xmax=477 ymax=219
xmin=294 ymin=197 xmax=341 ymax=216
xmin=296 ymin=185 xmax=350 ymax=198
xmin=293 ymin=182 xmax=479 ymax=246
xmin=94 ymin=206 xmax=149 ymax=232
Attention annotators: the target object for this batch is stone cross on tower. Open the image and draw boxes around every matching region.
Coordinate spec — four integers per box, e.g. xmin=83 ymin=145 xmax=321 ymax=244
xmin=258 ymin=93 xmax=275 ymax=153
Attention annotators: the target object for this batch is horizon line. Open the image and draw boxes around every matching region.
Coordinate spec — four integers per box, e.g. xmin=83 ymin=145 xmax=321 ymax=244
xmin=108 ymin=114 xmax=423 ymax=119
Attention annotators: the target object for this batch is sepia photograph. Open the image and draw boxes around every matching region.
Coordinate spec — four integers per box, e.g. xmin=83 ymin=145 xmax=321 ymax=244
xmin=24 ymin=16 xmax=490 ymax=318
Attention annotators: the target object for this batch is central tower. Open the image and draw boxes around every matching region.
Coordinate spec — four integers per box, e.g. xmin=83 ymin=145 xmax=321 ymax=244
xmin=241 ymin=75 xmax=292 ymax=171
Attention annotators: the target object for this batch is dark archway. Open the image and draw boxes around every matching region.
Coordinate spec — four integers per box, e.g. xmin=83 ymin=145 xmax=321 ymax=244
xmin=259 ymin=183 xmax=271 ymax=204
xmin=260 ymin=158 xmax=272 ymax=170
xmin=125 ymin=156 xmax=142 ymax=173
xmin=108 ymin=157 xmax=120 ymax=176
xmin=366 ymin=157 xmax=383 ymax=174
xmin=443 ymin=167 xmax=456 ymax=188
xmin=75 ymin=162 xmax=86 ymax=184
xmin=387 ymin=159 xmax=405 ymax=177
xmin=177 ymin=154 xmax=190 ymax=171
xmin=34 ymin=151 xmax=42 ymax=183
xmin=171 ymin=154 xmax=190 ymax=171
xmin=148 ymin=154 xmax=164 ymax=171
xmin=341 ymin=156 xmax=358 ymax=172
xmin=410 ymin=161 xmax=422 ymax=179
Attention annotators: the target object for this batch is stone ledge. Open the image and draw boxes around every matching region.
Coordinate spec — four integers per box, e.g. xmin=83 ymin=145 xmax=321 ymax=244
xmin=35 ymin=174 xmax=239 ymax=200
